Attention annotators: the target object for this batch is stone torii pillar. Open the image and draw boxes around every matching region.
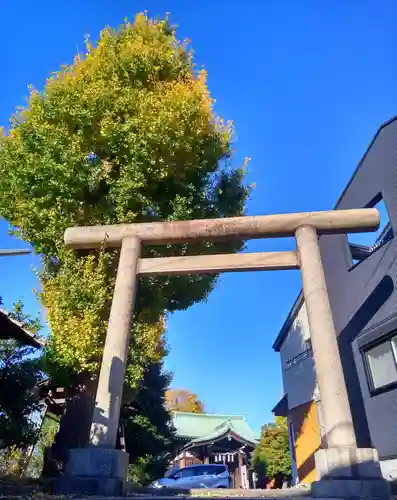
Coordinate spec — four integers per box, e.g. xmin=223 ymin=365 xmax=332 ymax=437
xmin=296 ymin=225 xmax=357 ymax=449
xmin=59 ymin=208 xmax=389 ymax=499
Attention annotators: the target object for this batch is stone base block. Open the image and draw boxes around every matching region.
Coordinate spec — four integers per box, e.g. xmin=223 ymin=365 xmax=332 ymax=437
xmin=311 ymin=478 xmax=391 ymax=500
xmin=312 ymin=448 xmax=391 ymax=499
xmin=66 ymin=447 xmax=129 ymax=479
xmin=52 ymin=476 xmax=126 ymax=496
xmin=315 ymin=448 xmax=383 ymax=480
xmin=53 ymin=447 xmax=129 ymax=496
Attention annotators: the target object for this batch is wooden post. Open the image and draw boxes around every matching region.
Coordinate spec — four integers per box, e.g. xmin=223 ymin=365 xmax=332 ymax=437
xmin=238 ymin=450 xmax=243 ymax=488
xmin=89 ymin=237 xmax=140 ymax=447
xmin=295 ymin=226 xmax=356 ymax=448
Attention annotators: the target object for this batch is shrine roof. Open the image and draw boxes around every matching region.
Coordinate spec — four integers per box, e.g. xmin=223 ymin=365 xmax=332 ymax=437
xmin=172 ymin=412 xmax=259 ymax=448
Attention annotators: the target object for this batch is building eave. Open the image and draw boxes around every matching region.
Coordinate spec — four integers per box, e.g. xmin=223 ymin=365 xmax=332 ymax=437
xmin=271 ymin=393 xmax=289 ymax=417
xmin=0 ymin=307 xmax=43 ymax=348
xmin=183 ymin=430 xmax=257 ymax=451
xmin=272 ymin=293 xmax=304 ymax=352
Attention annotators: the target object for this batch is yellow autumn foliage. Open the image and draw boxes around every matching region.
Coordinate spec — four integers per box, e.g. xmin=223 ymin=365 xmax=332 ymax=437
xmin=0 ymin=13 xmax=249 ymax=386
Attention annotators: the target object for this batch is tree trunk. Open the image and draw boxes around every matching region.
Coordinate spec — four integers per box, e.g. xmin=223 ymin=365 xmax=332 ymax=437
xmin=42 ymin=374 xmax=97 ymax=477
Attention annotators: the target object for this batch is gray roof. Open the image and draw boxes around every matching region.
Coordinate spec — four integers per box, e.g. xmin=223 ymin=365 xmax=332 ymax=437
xmin=272 ymin=115 xmax=397 ymax=353
xmin=0 ymin=307 xmax=43 ymax=348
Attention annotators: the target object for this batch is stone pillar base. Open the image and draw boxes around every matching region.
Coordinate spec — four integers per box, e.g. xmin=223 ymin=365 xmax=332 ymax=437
xmin=311 ymin=448 xmax=391 ymax=499
xmin=315 ymin=448 xmax=382 ymax=479
xmin=311 ymin=478 xmax=390 ymax=500
xmin=52 ymin=448 xmax=129 ymax=496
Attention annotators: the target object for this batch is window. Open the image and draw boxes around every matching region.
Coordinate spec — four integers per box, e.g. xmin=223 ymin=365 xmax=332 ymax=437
xmin=192 ymin=465 xmax=227 ymax=477
xmin=194 ymin=466 xmax=211 ymax=476
xmin=179 ymin=467 xmax=195 ymax=478
xmin=211 ymin=465 xmax=227 ymax=476
xmin=364 ymin=333 xmax=397 ymax=393
xmin=347 ymin=195 xmax=393 ymax=268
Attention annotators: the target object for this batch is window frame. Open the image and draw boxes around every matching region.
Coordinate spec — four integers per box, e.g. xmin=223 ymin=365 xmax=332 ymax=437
xmin=362 ymin=330 xmax=397 ymax=396
xmin=346 ymin=193 xmax=394 ymax=271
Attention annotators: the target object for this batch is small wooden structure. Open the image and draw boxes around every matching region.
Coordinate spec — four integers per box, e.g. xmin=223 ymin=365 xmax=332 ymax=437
xmin=171 ymin=412 xmax=257 ymax=489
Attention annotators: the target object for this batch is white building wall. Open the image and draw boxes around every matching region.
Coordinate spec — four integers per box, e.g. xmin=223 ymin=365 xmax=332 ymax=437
xmin=279 ymin=302 xmax=317 ymax=411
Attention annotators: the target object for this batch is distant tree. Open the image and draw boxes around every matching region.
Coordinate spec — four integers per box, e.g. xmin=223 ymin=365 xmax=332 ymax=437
xmin=0 ymin=301 xmax=43 ymax=450
xmin=0 ymin=339 xmax=39 ymax=449
xmin=124 ymin=363 xmax=177 ymax=486
xmin=165 ymin=389 xmax=204 ymax=414
xmin=25 ymin=413 xmax=59 ymax=478
xmin=253 ymin=416 xmax=291 ymax=486
xmin=8 ymin=300 xmax=42 ymax=337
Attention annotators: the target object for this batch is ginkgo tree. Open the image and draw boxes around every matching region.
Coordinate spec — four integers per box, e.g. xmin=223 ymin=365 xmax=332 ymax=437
xmin=0 ymin=13 xmax=250 ymax=473
xmin=165 ymin=389 xmax=205 ymax=413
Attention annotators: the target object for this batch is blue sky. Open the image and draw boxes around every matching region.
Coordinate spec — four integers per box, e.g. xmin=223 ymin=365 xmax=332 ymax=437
xmin=1 ymin=1 xmax=396 ymax=433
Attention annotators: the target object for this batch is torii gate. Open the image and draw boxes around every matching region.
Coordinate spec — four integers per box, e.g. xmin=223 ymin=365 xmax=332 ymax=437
xmin=61 ymin=208 xmax=389 ymax=498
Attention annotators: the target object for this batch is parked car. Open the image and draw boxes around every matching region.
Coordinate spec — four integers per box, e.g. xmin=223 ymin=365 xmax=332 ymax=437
xmin=151 ymin=463 xmax=231 ymax=489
